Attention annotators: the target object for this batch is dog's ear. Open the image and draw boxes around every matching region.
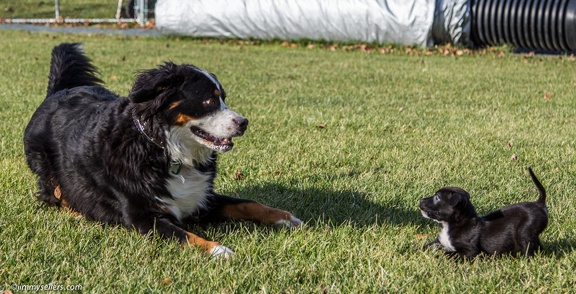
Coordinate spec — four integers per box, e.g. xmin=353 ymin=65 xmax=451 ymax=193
xmin=446 ymin=190 xmax=469 ymax=207
xmin=446 ymin=188 xmax=470 ymax=204
xmin=454 ymin=191 xmax=477 ymax=216
xmin=459 ymin=190 xmax=470 ymax=201
xmin=454 ymin=194 xmax=468 ymax=208
xmin=129 ymin=62 xmax=183 ymax=103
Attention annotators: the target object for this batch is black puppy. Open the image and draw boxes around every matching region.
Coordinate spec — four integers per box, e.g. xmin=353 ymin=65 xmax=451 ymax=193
xmin=419 ymin=167 xmax=547 ymax=259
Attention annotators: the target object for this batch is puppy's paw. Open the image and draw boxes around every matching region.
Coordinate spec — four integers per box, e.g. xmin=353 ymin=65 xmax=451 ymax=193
xmin=275 ymin=215 xmax=303 ymax=229
xmin=209 ymin=245 xmax=236 ymax=259
xmin=423 ymin=240 xmax=443 ymax=250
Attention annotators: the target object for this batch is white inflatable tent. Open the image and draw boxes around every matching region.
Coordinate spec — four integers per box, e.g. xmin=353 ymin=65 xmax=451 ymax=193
xmin=155 ymin=0 xmax=471 ymax=47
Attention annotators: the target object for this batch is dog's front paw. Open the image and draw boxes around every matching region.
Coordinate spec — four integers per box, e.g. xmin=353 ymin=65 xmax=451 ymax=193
xmin=275 ymin=215 xmax=303 ymax=229
xmin=423 ymin=239 xmax=443 ymax=250
xmin=209 ymin=245 xmax=236 ymax=259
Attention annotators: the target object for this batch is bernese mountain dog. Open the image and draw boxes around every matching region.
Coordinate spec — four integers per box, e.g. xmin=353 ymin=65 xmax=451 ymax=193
xmin=24 ymin=43 xmax=302 ymax=258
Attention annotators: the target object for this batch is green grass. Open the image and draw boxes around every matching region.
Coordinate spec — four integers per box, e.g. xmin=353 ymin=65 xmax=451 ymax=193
xmin=1 ymin=29 xmax=576 ymax=292
xmin=0 ymin=0 xmax=119 ymax=19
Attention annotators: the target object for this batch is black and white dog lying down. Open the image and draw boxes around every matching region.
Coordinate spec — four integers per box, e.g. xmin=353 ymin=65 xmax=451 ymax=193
xmin=24 ymin=43 xmax=302 ymax=258
xmin=419 ymin=167 xmax=548 ymax=259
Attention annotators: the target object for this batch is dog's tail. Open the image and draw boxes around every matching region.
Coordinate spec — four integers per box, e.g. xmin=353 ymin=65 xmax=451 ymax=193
xmin=528 ymin=167 xmax=546 ymax=205
xmin=46 ymin=43 xmax=103 ymax=97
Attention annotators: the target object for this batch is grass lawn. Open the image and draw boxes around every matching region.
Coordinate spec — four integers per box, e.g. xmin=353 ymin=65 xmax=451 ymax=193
xmin=1 ymin=29 xmax=576 ymax=292
xmin=0 ymin=0 xmax=119 ymax=19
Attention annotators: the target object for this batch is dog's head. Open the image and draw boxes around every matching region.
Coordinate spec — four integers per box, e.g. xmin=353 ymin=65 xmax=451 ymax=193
xmin=419 ymin=187 xmax=477 ymax=223
xmin=129 ymin=62 xmax=248 ymax=155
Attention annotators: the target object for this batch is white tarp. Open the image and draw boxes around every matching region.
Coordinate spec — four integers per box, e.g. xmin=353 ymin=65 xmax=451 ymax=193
xmin=156 ymin=0 xmax=470 ymax=47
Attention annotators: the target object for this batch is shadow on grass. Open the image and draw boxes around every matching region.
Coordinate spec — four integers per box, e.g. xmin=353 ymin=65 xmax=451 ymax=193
xmin=395 ymin=238 xmax=576 ymax=260
xmin=542 ymin=239 xmax=576 ymax=258
xmin=233 ymin=181 xmax=425 ymax=228
xmin=223 ymin=182 xmax=576 ymax=259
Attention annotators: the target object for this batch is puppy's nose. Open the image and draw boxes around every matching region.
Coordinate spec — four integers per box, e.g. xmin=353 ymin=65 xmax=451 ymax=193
xmin=419 ymin=198 xmax=426 ymax=207
xmin=234 ymin=117 xmax=249 ymax=133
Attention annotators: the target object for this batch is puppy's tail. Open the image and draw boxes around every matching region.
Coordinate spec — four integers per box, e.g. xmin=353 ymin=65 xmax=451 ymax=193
xmin=528 ymin=167 xmax=546 ymax=205
xmin=46 ymin=43 xmax=103 ymax=97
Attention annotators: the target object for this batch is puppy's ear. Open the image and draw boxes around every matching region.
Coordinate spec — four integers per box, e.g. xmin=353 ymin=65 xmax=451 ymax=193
xmin=460 ymin=190 xmax=470 ymax=201
xmin=129 ymin=62 xmax=183 ymax=103
xmin=447 ymin=191 xmax=469 ymax=207
xmin=454 ymin=194 xmax=468 ymax=208
xmin=454 ymin=191 xmax=477 ymax=216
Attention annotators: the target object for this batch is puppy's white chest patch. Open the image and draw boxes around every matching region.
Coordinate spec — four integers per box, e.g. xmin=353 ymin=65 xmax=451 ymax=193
xmin=438 ymin=222 xmax=456 ymax=252
xmin=163 ymin=166 xmax=212 ymax=221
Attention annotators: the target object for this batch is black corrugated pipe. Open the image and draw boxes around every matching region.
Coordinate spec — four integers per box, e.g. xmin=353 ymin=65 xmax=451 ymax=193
xmin=471 ymin=0 xmax=576 ymax=51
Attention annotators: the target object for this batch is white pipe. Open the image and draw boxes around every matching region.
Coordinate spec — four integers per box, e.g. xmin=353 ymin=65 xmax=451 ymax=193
xmin=116 ymin=0 xmax=124 ymax=20
xmin=54 ymin=0 xmax=60 ymax=19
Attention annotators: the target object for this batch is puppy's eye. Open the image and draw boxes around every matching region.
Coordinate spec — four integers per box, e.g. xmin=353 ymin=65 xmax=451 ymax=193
xmin=433 ymin=195 xmax=440 ymax=202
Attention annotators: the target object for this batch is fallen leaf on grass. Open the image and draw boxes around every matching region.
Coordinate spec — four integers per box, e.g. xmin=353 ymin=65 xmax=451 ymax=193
xmin=161 ymin=277 xmax=173 ymax=286
xmin=544 ymin=93 xmax=553 ymax=100
xmin=234 ymin=170 xmax=245 ymax=180
xmin=416 ymin=234 xmax=429 ymax=240
xmin=511 ymin=154 xmax=518 ymax=161
xmin=280 ymin=41 xmax=298 ymax=48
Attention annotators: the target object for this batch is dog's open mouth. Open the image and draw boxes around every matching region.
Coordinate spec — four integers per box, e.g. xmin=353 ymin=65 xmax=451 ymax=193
xmin=420 ymin=209 xmax=443 ymax=223
xmin=420 ymin=210 xmax=429 ymax=218
xmin=190 ymin=126 xmax=234 ymax=152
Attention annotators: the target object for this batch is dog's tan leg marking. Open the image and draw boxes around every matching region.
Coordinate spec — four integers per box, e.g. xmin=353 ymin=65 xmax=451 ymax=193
xmin=54 ymin=185 xmax=62 ymax=200
xmin=220 ymin=202 xmax=302 ymax=228
xmin=54 ymin=185 xmax=82 ymax=218
xmin=183 ymin=231 xmax=235 ymax=258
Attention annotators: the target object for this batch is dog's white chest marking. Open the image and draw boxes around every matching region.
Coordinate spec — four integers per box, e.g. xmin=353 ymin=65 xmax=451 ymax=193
xmin=164 ymin=166 xmax=212 ymax=221
xmin=438 ymin=222 xmax=456 ymax=252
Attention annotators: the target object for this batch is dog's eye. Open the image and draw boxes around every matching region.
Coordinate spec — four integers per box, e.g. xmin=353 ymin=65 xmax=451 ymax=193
xmin=203 ymin=98 xmax=215 ymax=106
xmin=433 ymin=195 xmax=440 ymax=203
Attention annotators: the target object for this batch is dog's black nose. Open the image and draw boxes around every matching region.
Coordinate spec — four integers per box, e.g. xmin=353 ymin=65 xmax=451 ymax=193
xmin=234 ymin=117 xmax=249 ymax=133
xmin=419 ymin=198 xmax=427 ymax=208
